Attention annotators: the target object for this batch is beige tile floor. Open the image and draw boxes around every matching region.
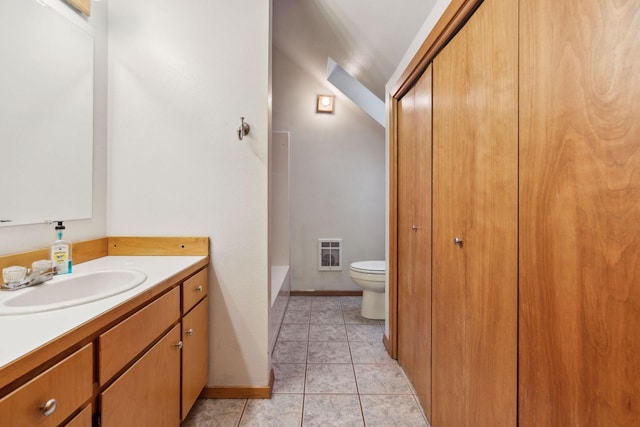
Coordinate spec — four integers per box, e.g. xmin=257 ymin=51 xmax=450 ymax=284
xmin=182 ymin=296 xmax=429 ymax=426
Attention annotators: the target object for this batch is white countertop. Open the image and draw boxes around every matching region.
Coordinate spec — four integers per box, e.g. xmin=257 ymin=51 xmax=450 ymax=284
xmin=0 ymin=255 xmax=207 ymax=368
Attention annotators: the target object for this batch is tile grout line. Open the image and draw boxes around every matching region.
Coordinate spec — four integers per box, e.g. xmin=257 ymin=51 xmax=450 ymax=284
xmin=277 ymin=296 xmax=420 ymax=426
xmin=343 ymin=299 xmax=369 ymax=427
xmin=187 ymin=296 xmax=428 ymax=426
xmin=235 ymin=398 xmax=249 ymax=427
xmin=300 ymin=301 xmax=311 ymax=426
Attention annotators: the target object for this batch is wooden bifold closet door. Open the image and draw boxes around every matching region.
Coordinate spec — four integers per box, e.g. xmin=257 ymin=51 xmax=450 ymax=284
xmin=394 ymin=0 xmax=640 ymax=424
xmin=518 ymin=0 xmax=640 ymax=424
xmin=431 ymin=0 xmax=518 ymax=425
xmin=397 ymin=64 xmax=433 ymax=417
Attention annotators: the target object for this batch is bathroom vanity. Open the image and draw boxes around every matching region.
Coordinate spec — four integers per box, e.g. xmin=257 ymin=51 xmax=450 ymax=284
xmin=0 ymin=237 xmax=209 ymax=426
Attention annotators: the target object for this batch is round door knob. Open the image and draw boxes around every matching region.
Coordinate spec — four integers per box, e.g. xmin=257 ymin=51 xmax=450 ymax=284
xmin=195 ymin=286 xmax=203 ymax=292
xmin=174 ymin=341 xmax=183 ymax=350
xmin=453 ymin=237 xmax=463 ymax=246
xmin=186 ymin=328 xmax=194 ymax=336
xmin=41 ymin=398 xmax=57 ymax=417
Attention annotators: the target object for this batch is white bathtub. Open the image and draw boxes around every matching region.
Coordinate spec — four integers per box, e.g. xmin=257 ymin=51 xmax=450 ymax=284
xmin=270 ymin=265 xmax=290 ymax=354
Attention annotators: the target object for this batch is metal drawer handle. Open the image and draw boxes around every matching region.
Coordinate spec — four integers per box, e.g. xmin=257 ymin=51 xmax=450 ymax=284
xmin=195 ymin=286 xmax=203 ymax=292
xmin=174 ymin=341 xmax=183 ymax=350
xmin=41 ymin=398 xmax=57 ymax=417
xmin=453 ymin=237 xmax=463 ymax=247
xmin=186 ymin=328 xmax=194 ymax=336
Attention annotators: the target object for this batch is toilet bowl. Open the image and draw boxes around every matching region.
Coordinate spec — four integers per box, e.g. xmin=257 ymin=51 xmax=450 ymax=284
xmin=349 ymin=260 xmax=385 ymax=320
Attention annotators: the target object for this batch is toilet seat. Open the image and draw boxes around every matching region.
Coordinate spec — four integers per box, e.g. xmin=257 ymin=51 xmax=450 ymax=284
xmin=350 ymin=260 xmax=385 ymax=274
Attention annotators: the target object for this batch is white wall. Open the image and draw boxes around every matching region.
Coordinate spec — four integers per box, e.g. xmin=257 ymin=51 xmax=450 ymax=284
xmin=107 ymin=0 xmax=272 ymax=387
xmin=0 ymin=0 xmax=108 ymax=255
xmin=272 ymin=47 xmax=386 ymax=292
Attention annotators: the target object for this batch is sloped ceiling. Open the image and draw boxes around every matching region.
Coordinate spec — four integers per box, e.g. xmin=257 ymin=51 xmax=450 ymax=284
xmin=273 ymin=0 xmax=436 ymax=100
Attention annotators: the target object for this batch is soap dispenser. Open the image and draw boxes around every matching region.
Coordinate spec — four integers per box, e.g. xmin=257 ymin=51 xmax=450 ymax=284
xmin=51 ymin=221 xmax=72 ymax=275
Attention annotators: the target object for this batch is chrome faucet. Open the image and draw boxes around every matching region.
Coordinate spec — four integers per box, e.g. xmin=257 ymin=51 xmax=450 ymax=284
xmin=1 ymin=261 xmax=55 ymax=291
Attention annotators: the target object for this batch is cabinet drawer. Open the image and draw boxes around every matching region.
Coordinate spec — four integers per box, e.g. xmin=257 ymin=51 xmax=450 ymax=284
xmin=99 ymin=286 xmax=180 ymax=385
xmin=0 ymin=343 xmax=93 ymax=427
xmin=183 ymin=268 xmax=207 ymax=314
xmin=101 ymin=325 xmax=181 ymax=427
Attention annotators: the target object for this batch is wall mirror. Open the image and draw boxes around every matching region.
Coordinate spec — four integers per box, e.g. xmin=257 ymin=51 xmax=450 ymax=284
xmin=0 ymin=0 xmax=94 ymax=227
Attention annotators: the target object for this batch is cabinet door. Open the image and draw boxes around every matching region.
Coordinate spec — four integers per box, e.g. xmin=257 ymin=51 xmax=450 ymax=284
xmin=64 ymin=404 xmax=92 ymax=427
xmin=101 ymin=325 xmax=181 ymax=427
xmin=432 ymin=0 xmax=518 ymax=425
xmin=181 ymin=296 xmax=209 ymax=420
xmin=397 ymin=64 xmax=432 ymax=418
xmin=519 ymin=0 xmax=640 ymax=424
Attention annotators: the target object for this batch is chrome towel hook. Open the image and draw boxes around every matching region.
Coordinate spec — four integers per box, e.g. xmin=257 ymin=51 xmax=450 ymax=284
xmin=237 ymin=117 xmax=250 ymax=141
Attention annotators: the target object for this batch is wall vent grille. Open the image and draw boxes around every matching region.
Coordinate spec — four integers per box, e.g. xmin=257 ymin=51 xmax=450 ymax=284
xmin=318 ymin=238 xmax=342 ymax=271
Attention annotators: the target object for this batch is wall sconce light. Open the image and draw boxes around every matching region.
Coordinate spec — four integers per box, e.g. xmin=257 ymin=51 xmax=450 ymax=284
xmin=316 ymin=95 xmax=334 ymax=113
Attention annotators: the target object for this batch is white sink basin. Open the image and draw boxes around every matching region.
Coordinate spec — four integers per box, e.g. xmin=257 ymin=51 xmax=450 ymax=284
xmin=0 ymin=269 xmax=147 ymax=315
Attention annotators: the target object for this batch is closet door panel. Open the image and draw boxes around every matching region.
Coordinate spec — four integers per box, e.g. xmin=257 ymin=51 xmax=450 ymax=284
xmin=433 ymin=0 xmax=518 ymax=425
xmin=397 ymin=65 xmax=433 ymax=418
xmin=462 ymin=0 xmax=518 ymax=423
xmin=398 ymin=78 xmax=418 ymax=394
xmin=519 ymin=0 xmax=640 ymax=425
xmin=432 ymin=61 xmax=467 ymax=427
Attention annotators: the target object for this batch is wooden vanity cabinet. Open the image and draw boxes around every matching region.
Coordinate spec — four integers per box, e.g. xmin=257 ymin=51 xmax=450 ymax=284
xmin=99 ymin=287 xmax=182 ymax=426
xmin=181 ymin=268 xmax=209 ymax=420
xmin=65 ymin=403 xmax=92 ymax=427
xmin=101 ymin=325 xmax=182 ymax=426
xmin=98 ymin=287 xmax=181 ymax=385
xmin=0 ymin=343 xmax=93 ymax=427
xmin=98 ymin=286 xmax=182 ymax=426
xmin=98 ymin=266 xmax=209 ymax=425
xmin=0 ymin=238 xmax=210 ymax=426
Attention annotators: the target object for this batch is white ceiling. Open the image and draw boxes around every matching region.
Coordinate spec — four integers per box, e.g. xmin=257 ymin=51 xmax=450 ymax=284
xmin=273 ymin=0 xmax=436 ymax=99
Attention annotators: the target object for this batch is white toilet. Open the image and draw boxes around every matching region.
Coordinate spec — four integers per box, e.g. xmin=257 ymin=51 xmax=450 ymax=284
xmin=349 ymin=260 xmax=386 ymax=320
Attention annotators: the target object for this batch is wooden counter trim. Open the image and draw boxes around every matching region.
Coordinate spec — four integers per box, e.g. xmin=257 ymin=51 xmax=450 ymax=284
xmin=0 ymin=238 xmax=108 ymax=272
xmin=74 ymin=238 xmax=109 ymax=264
xmin=66 ymin=0 xmax=91 ymax=16
xmin=107 ymin=237 xmax=209 ymax=256
xmin=0 ymin=257 xmax=209 ymax=393
xmin=389 ymin=0 xmax=482 ymax=99
xmin=0 ymin=236 xmax=209 ymax=272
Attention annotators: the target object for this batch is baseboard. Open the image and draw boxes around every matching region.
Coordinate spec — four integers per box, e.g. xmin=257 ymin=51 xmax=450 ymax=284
xmin=199 ymin=385 xmax=270 ymax=399
xmin=200 ymin=369 xmax=275 ymax=399
xmin=290 ymin=290 xmax=363 ymax=296
xmin=382 ymin=333 xmax=394 ymax=359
